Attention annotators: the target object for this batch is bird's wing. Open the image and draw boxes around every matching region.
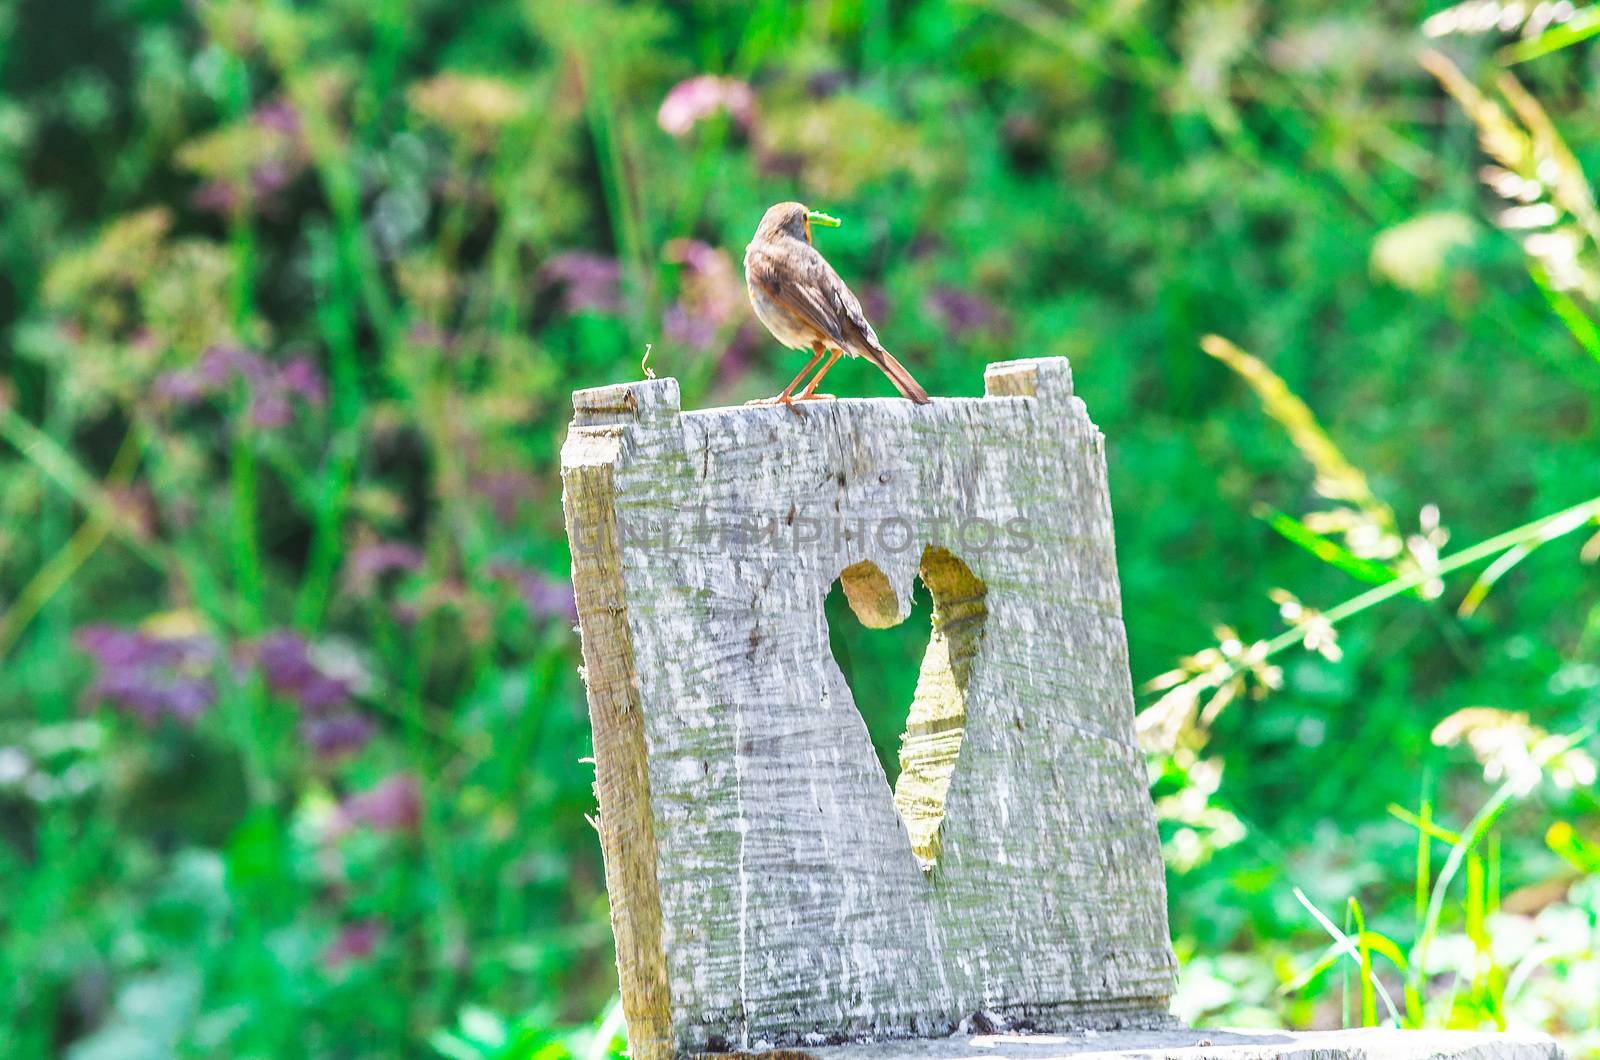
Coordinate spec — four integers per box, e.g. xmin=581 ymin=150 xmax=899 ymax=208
xmin=746 ymin=245 xmax=847 ymax=348
xmin=794 ymin=243 xmax=888 ymax=356
xmin=824 ymin=267 xmax=887 ymax=356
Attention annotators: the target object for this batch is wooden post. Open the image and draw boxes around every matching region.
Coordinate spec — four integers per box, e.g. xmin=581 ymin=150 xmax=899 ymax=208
xmin=561 ymin=359 xmax=1562 ymax=1060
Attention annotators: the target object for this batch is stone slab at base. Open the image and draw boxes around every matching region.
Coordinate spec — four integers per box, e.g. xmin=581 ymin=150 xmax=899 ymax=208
xmin=723 ymin=1028 xmax=1563 ymax=1060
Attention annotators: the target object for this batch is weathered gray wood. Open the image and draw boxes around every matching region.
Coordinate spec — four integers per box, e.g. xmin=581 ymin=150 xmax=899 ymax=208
xmin=562 ymin=359 xmax=1176 ymax=1060
xmin=737 ymin=1027 xmax=1562 ymax=1060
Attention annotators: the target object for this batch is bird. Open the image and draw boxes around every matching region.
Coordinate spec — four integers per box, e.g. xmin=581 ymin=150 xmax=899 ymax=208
xmin=743 ymin=201 xmax=930 ymax=405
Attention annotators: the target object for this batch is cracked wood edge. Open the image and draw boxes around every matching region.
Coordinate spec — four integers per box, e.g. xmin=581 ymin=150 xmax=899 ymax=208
xmin=563 ymin=424 xmax=674 ymax=1060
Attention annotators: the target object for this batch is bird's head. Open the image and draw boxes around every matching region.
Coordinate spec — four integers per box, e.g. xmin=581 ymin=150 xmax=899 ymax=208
xmin=755 ymin=201 xmax=841 ymax=246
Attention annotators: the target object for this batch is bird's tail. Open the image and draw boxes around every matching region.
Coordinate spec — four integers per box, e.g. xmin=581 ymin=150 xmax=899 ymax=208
xmin=870 ymin=348 xmax=930 ymax=404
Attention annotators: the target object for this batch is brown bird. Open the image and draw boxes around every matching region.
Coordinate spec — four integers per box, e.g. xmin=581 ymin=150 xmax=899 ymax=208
xmin=743 ymin=202 xmax=930 ymax=405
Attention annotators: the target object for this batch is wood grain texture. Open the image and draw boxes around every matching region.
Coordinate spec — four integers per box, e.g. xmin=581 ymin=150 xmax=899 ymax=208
xmin=563 ymin=424 xmax=675 ymax=1060
xmin=562 ymin=359 xmax=1177 ymax=1060
xmin=705 ymin=1026 xmax=1563 ymax=1060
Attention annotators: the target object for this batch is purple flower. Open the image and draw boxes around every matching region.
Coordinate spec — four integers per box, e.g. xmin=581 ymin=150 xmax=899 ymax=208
xmin=182 ymin=99 xmax=300 ymax=218
xmin=716 ymin=324 xmax=762 ymax=387
xmin=657 ymin=75 xmax=755 ymax=138
xmin=199 ymin=344 xmax=271 ymax=387
xmin=297 ymin=673 xmax=353 ymax=713
xmin=542 ymin=252 xmax=621 ymax=315
xmin=335 ymin=774 xmax=422 ymax=834
xmin=76 ymin=626 xmax=155 ymax=667
xmin=664 ymin=238 xmax=721 ymax=275
xmin=924 ymin=286 xmax=1006 ymax=338
xmin=662 ymin=239 xmax=742 ymax=354
xmin=301 ymin=712 xmax=374 ymax=758
xmin=252 ymin=99 xmax=301 ymax=137
xmin=487 ymin=561 xmax=577 ymax=621
xmin=663 ymin=301 xmax=719 ymax=352
xmin=279 ymin=356 xmax=327 ymax=405
xmin=405 ymin=322 xmax=459 ymax=351
xmin=165 ymin=677 xmax=215 ymax=722
xmin=250 ymin=160 xmax=294 ymax=201
xmin=153 ymin=346 xmax=326 ymax=429
xmin=860 ymin=285 xmax=891 ymax=325
xmin=75 ymin=625 xmax=218 ymax=726
xmin=258 ymin=631 xmax=320 ymax=694
xmin=187 ymin=355 xmax=228 ymax=390
xmin=253 ymin=631 xmax=373 ymax=757
xmin=805 ymin=69 xmax=848 ymax=98
xmin=473 ymin=469 xmax=540 ymax=526
xmin=249 ymin=390 xmax=292 ymax=429
xmin=94 ymin=667 xmax=166 ymax=717
xmin=191 ymin=180 xmax=240 ymax=216
xmin=342 ymin=541 xmax=425 ymax=597
xmin=153 ymin=370 xmax=208 ymax=405
xmin=324 ymin=920 xmax=383 ymax=969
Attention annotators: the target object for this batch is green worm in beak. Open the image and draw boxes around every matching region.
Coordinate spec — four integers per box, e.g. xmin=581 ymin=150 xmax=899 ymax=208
xmin=805 ymin=210 xmax=842 ymax=228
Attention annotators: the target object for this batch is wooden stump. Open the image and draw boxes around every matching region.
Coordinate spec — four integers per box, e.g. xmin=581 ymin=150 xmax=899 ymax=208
xmin=563 ymin=360 xmax=1174 ymax=1058
xmin=560 ymin=359 xmax=1563 ymax=1060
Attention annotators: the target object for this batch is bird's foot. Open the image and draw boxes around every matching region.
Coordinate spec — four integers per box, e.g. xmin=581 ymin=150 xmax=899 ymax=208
xmin=793 ymin=392 xmax=836 ymax=401
xmin=744 ymin=394 xmax=796 ymax=406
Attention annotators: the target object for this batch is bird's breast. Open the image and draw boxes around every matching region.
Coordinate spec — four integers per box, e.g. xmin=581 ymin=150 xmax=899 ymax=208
xmin=747 ymin=280 xmax=820 ymax=349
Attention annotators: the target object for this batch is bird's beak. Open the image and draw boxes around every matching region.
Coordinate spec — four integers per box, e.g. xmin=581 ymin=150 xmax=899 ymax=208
xmin=805 ymin=210 xmax=842 ymax=228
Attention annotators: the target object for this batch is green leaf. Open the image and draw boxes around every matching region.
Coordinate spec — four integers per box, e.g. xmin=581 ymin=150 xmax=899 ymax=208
xmin=1259 ymin=507 xmax=1396 ymax=586
xmin=1387 ymin=802 xmax=1461 ymax=845
xmin=1499 ymin=9 xmax=1600 ymax=65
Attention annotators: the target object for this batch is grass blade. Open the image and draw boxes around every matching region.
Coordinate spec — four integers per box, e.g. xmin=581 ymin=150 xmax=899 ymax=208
xmin=1388 ymin=800 xmax=1461 ymax=847
xmin=1348 ymin=897 xmax=1377 ymax=1026
xmin=1258 ymin=507 xmax=1397 ymax=585
xmin=1202 ymin=336 xmax=1392 ymax=520
xmin=1500 ymin=9 xmax=1600 ymax=64
xmin=1292 ymin=887 xmax=1402 ymax=1026
xmin=1460 ymin=502 xmax=1598 ymax=616
xmin=1411 ymin=728 xmax=1596 ymax=999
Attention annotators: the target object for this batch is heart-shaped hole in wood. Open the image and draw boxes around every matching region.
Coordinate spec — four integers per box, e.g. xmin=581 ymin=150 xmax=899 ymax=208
xmin=825 ymin=546 xmax=989 ymax=870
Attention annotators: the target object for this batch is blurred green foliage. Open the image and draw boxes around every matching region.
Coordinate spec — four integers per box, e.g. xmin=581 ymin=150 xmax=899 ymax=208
xmin=5 ymin=0 xmax=1600 ymax=1055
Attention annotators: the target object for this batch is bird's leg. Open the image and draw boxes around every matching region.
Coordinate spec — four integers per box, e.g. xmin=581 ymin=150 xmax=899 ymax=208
xmin=746 ymin=343 xmax=826 ymax=405
xmin=795 ymin=348 xmax=843 ymax=400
